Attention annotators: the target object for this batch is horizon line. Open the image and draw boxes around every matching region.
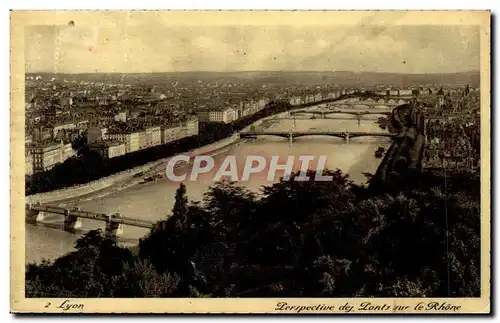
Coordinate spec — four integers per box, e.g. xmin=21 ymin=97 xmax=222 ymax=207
xmin=25 ymin=70 xmax=481 ymax=75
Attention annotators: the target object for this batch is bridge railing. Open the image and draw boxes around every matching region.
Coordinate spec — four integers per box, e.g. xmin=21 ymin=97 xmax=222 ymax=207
xmin=26 ymin=203 xmax=155 ymax=230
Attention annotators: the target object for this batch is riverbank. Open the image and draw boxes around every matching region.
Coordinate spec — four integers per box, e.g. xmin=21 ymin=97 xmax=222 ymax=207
xmin=345 ymin=138 xmax=392 ymax=184
xmin=59 ymin=140 xmax=243 ymax=207
xmin=27 ymin=133 xmax=241 ymax=205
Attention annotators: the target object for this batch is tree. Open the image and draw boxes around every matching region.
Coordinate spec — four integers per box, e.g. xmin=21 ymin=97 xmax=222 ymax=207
xmin=172 ymin=183 xmax=188 ymax=230
xmin=120 ymin=260 xmax=180 ymax=297
xmin=26 ymin=230 xmax=135 ymax=297
xmin=71 ymin=133 xmax=88 ymax=154
xmin=203 ymin=181 xmax=257 ymax=231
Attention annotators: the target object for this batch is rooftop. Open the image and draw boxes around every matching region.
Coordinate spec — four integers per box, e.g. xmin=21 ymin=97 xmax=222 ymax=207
xmin=90 ymin=139 xmax=125 ymax=148
xmin=27 ymin=139 xmax=70 ymax=149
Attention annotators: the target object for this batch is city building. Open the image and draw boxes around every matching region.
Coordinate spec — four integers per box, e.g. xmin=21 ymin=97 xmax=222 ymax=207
xmin=52 ymin=121 xmax=76 ymax=138
xmin=98 ymin=115 xmax=115 ymax=124
xmin=258 ymin=98 xmax=269 ymax=109
xmin=25 ymin=151 xmax=33 ymax=176
xmin=138 ymin=131 xmax=147 ymax=150
xmin=76 ymin=120 xmax=90 ymax=130
xmin=195 ymin=111 xmax=209 ymax=123
xmin=89 ymin=140 xmax=126 ymax=159
xmin=31 ymin=126 xmax=53 ymax=142
xmin=145 ymin=126 xmax=162 ymax=148
xmin=289 ymin=96 xmax=302 ymax=106
xmin=161 ymin=117 xmax=199 ymax=144
xmin=242 ymin=101 xmax=260 ymax=115
xmin=114 ymin=111 xmax=127 ymax=123
xmin=106 ymin=131 xmax=140 ymax=153
xmin=222 ymin=107 xmax=238 ymax=123
xmin=399 ymin=89 xmax=412 ymax=96
xmin=437 ymin=87 xmax=445 ymax=108
xmin=162 ymin=124 xmax=185 ymax=144
xmin=196 ymin=107 xmax=238 ymax=124
xmin=87 ymin=127 xmax=107 ymax=144
xmin=183 ymin=117 xmax=199 ymax=137
xmin=59 ymin=97 xmax=73 ymax=106
xmin=26 ymin=140 xmax=76 ymax=173
xmin=305 ymin=95 xmax=315 ymax=103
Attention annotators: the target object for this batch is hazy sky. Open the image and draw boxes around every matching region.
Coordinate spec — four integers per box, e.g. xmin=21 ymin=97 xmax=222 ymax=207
xmin=25 ymin=23 xmax=480 ymax=74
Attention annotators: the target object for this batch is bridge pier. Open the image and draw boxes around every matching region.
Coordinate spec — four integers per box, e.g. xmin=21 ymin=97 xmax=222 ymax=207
xmin=105 ymin=213 xmax=124 ymax=239
xmin=289 ymin=133 xmax=293 ymax=145
xmin=26 ymin=206 xmax=45 ymax=223
xmin=64 ymin=208 xmax=82 ymax=232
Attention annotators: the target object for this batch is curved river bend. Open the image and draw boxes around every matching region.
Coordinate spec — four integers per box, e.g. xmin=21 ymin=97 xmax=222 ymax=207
xmin=26 ymin=102 xmax=392 ymax=264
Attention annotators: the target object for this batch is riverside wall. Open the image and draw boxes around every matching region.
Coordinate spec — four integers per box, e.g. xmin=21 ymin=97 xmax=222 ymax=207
xmin=26 ymin=133 xmax=240 ymax=205
xmin=26 ymin=160 xmax=163 ymax=205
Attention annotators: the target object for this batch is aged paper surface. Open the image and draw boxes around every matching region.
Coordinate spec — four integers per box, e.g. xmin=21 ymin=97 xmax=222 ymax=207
xmin=11 ymin=10 xmax=490 ymax=314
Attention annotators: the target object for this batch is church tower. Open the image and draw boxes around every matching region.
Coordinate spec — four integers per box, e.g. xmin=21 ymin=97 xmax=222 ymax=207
xmin=437 ymin=86 xmax=445 ymax=108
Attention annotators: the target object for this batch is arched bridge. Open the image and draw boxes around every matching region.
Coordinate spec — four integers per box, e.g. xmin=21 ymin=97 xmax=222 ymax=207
xmin=239 ymin=130 xmax=396 ymax=143
xmin=326 ymin=100 xmax=408 ymax=108
xmin=288 ymin=109 xmax=391 ymax=119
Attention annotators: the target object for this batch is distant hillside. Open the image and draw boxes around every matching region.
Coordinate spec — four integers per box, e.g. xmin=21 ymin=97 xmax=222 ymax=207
xmin=26 ymin=71 xmax=480 ymax=87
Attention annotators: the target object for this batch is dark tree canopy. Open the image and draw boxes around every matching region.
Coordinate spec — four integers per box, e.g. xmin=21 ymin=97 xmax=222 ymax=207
xmin=26 ymin=168 xmax=480 ymax=298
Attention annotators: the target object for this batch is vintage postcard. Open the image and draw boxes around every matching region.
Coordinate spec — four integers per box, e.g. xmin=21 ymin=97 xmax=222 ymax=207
xmin=10 ymin=10 xmax=490 ymax=314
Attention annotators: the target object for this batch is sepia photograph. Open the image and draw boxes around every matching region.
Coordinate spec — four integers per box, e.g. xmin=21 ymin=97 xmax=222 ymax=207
xmin=10 ymin=10 xmax=490 ymax=313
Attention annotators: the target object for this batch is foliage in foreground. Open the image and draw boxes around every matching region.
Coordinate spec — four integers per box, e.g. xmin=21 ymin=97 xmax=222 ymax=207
xmin=26 ymin=169 xmax=480 ymax=297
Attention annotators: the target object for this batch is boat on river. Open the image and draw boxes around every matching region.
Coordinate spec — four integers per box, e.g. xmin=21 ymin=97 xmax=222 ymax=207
xmin=375 ymin=147 xmax=385 ymax=158
xmin=140 ymin=174 xmax=161 ymax=184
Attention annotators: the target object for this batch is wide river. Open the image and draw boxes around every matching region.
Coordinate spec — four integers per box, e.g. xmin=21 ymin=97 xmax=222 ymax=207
xmin=26 ymin=101 xmax=392 ymax=264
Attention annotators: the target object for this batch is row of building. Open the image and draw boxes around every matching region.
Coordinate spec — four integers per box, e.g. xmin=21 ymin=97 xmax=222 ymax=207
xmin=289 ymin=89 xmax=356 ymax=106
xmin=88 ymin=116 xmax=199 ymax=158
xmin=25 ymin=140 xmax=75 ymax=175
xmin=192 ymin=85 xmax=479 ymax=126
xmin=195 ymin=90 xmax=359 ymax=124
xmin=195 ymin=98 xmax=271 ymax=124
xmin=372 ymin=86 xmax=479 ymax=97
xmin=25 ymin=116 xmax=199 ymax=176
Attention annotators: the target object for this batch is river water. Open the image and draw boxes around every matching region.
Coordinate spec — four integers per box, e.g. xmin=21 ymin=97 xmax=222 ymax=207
xmin=25 ymin=101 xmax=392 ymax=264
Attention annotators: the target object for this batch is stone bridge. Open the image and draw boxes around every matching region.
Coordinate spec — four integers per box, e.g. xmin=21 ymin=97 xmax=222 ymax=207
xmin=288 ymin=109 xmax=391 ymax=119
xmin=239 ymin=130 xmax=396 ymax=143
xmin=325 ymin=99 xmax=409 ymax=108
xmin=26 ymin=203 xmax=154 ymax=239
